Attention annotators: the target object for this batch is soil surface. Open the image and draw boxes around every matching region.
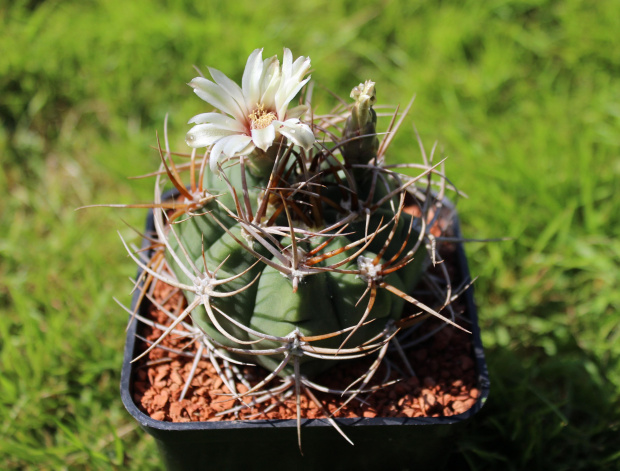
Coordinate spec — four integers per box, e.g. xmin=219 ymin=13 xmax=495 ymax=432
xmin=131 ymin=242 xmax=480 ymax=423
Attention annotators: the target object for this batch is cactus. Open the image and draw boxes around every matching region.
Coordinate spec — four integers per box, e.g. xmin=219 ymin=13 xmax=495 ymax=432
xmin=116 ymin=48 xmax=470 ymax=445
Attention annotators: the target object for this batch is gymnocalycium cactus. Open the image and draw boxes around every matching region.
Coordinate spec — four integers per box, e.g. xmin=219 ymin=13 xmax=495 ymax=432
xmin=116 ymin=48 xmax=471 ymax=445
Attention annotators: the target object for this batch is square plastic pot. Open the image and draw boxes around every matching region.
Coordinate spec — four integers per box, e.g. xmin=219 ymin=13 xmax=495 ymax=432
xmin=120 ymin=206 xmax=490 ymax=471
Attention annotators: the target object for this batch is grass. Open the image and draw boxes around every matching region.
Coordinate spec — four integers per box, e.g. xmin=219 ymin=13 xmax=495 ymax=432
xmin=1 ymin=0 xmax=619 ymax=469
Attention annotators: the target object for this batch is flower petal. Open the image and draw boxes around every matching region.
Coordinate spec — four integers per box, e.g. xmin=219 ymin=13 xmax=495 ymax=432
xmin=258 ymin=58 xmax=281 ymax=110
xmin=281 ymin=48 xmax=293 ymax=82
xmin=223 ymin=134 xmax=253 ymax=157
xmin=251 ymin=124 xmax=276 ymax=152
xmin=273 ymin=119 xmax=315 ymax=150
xmin=188 ymin=112 xmax=246 ymax=132
xmin=208 ymin=137 xmax=228 ymax=173
xmin=291 ymin=55 xmax=311 ymax=82
xmin=189 ymin=77 xmax=246 ymax=122
xmin=208 ymin=134 xmax=251 ymax=173
xmin=242 ymin=49 xmax=264 ymax=107
xmin=208 ymin=67 xmax=248 ymax=116
xmin=285 ymin=105 xmax=308 ymax=120
xmin=276 ymin=76 xmax=310 ymax=119
xmin=275 ymin=49 xmax=311 ymax=118
xmin=185 ymin=123 xmax=239 ymax=148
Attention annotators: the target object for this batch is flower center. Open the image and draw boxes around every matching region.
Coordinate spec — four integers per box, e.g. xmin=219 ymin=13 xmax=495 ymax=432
xmin=249 ymin=104 xmax=277 ymax=130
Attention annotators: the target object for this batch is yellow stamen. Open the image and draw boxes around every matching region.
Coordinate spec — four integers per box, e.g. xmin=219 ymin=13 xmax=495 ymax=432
xmin=249 ymin=104 xmax=277 ymax=130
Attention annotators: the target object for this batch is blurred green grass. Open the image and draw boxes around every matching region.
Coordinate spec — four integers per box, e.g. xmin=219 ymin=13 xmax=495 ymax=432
xmin=1 ymin=0 xmax=618 ymax=469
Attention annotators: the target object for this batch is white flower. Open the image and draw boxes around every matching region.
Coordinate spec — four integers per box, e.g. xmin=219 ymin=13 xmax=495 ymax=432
xmin=185 ymin=48 xmax=316 ymax=172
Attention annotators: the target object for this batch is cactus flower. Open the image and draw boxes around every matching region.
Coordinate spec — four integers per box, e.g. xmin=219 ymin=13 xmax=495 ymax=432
xmin=185 ymin=48 xmax=316 ymax=172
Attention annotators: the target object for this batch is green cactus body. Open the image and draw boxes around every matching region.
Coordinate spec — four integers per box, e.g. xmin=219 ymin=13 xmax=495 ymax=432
xmin=164 ymin=163 xmax=427 ymax=377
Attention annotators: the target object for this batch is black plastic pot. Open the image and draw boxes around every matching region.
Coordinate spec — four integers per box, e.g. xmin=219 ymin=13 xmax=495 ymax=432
xmin=120 ymin=207 xmax=490 ymax=471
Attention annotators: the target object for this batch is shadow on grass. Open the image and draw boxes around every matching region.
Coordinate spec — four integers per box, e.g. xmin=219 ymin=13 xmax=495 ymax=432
xmin=447 ymin=339 xmax=620 ymax=470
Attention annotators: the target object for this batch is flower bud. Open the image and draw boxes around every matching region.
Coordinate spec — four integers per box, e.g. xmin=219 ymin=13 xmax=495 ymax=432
xmin=342 ymin=80 xmax=379 ymax=165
